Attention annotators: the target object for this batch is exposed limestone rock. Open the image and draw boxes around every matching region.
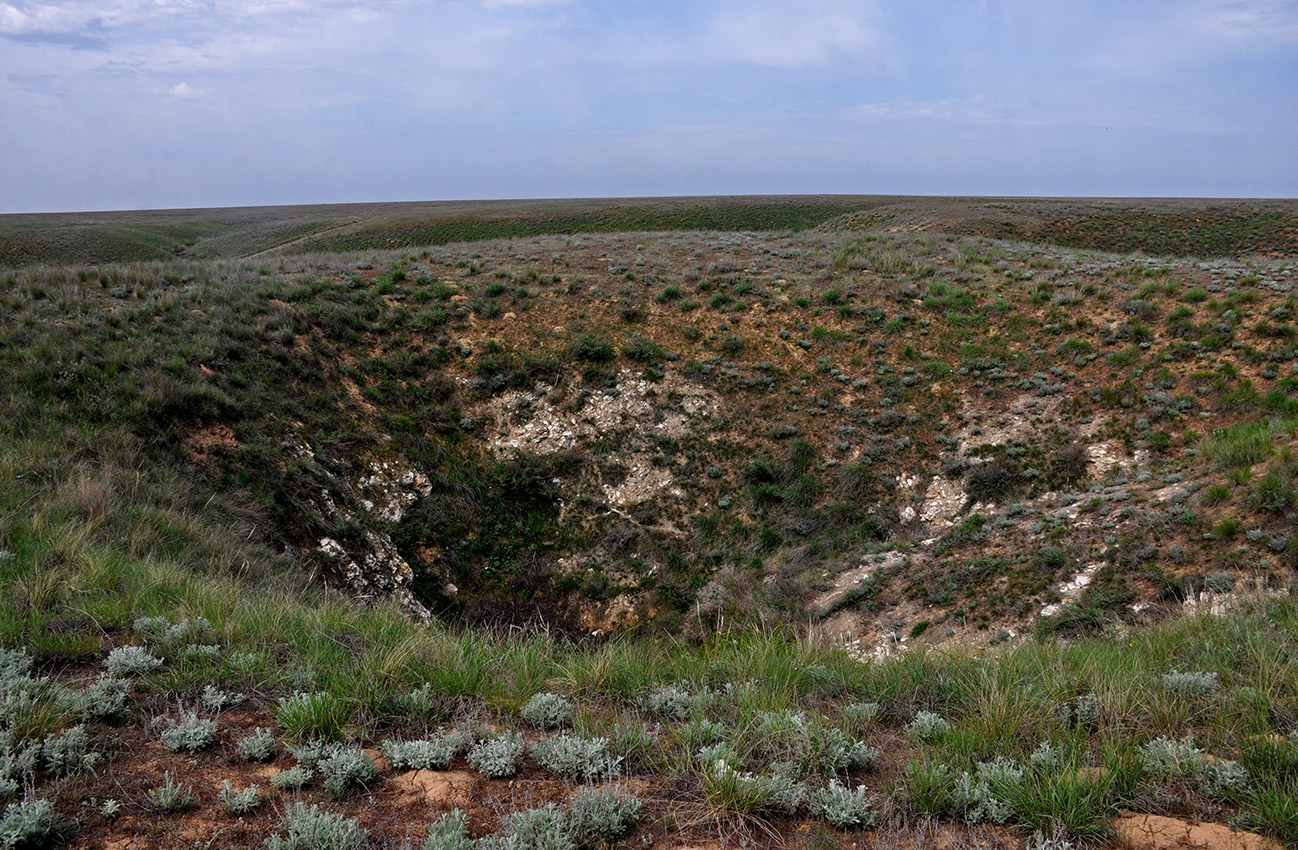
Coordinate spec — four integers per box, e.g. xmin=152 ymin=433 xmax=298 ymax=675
xmin=292 ymin=437 xmax=432 ymax=620
xmin=1040 ymin=563 xmax=1102 ymax=617
xmin=920 ymin=475 xmax=968 ymax=529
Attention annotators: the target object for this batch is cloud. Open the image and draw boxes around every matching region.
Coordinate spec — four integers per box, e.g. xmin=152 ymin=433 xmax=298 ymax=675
xmin=165 ymin=81 xmax=201 ymax=97
xmin=704 ymin=0 xmax=884 ymax=68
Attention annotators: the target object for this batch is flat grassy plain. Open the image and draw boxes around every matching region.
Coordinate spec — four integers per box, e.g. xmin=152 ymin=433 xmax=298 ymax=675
xmin=1 ymin=196 xmax=1297 ymax=849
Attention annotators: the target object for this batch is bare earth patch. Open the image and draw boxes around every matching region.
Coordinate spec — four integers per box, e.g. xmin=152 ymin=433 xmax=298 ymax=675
xmin=1113 ymin=813 xmax=1284 ymax=850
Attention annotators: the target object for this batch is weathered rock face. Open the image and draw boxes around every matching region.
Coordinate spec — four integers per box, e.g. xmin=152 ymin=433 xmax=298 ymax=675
xmin=288 ymin=436 xmax=433 ymax=619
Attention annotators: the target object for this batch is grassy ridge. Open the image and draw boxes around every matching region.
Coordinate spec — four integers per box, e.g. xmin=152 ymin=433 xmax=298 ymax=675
xmin=1031 ymin=209 xmax=1297 ymax=257
xmin=0 ymin=221 xmax=230 ymax=266
xmin=293 ymin=200 xmax=867 ymax=254
xmin=5 ymin=197 xmax=1295 ymax=269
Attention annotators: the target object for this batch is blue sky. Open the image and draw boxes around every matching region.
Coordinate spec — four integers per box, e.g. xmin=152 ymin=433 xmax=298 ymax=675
xmin=1 ymin=0 xmax=1295 ymax=212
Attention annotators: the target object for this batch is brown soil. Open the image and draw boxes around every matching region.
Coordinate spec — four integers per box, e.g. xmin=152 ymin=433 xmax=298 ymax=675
xmin=1112 ymin=813 xmax=1284 ymax=850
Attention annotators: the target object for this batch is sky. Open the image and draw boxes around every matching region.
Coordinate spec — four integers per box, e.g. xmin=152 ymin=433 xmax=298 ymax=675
xmin=1 ymin=0 xmax=1296 ymax=212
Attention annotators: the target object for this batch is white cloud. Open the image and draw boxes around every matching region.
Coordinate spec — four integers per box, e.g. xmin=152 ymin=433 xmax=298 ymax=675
xmin=165 ymin=80 xmax=201 ymax=97
xmin=706 ymin=0 xmax=883 ymax=67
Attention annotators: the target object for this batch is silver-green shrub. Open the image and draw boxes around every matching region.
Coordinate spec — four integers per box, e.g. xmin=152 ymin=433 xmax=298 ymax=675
xmin=810 ymin=781 xmax=876 ymax=828
xmin=0 ymin=650 xmax=31 ymax=682
xmin=131 ymin=616 xmax=170 ymax=641
xmin=1053 ymin=694 xmax=1100 ymax=728
xmin=467 ymin=731 xmax=524 ymax=778
xmin=0 ymin=797 xmax=55 ymax=848
xmin=159 ymin=712 xmax=218 ymax=753
xmin=77 ymin=675 xmax=130 ymax=722
xmin=643 ymin=685 xmax=694 ymax=721
xmin=290 ymin=738 xmax=343 ymax=770
xmin=218 ymin=780 xmax=262 ymax=814
xmin=201 ymin=684 xmax=245 ymax=711
xmin=520 ymin=693 xmax=573 ymax=729
xmin=264 ymin=802 xmax=368 ymax=850
xmin=493 ymin=804 xmax=572 ymax=850
xmin=148 ymin=772 xmax=194 ymax=813
xmin=103 ymin=646 xmax=162 ymax=676
xmin=383 ymin=736 xmax=455 ymax=771
xmin=270 ymin=765 xmax=312 ymax=790
xmin=570 ymin=785 xmax=642 ymax=841
xmin=178 ymin=644 xmax=221 ymax=663
xmin=1202 ymin=758 xmax=1249 ymax=799
xmin=1030 ymin=740 xmax=1065 ymax=771
xmin=1139 ymin=734 xmax=1206 ymax=779
xmin=235 ymin=727 xmax=277 ymax=762
xmin=906 ymin=710 xmax=952 ymax=743
xmin=422 ymin=809 xmax=472 ymax=850
xmin=1161 ymin=670 xmax=1219 ymax=698
xmin=950 ymin=760 xmax=1020 ymax=825
xmin=42 ymin=725 xmax=100 ymax=775
xmin=317 ymin=746 xmax=377 ymax=798
xmin=530 ymin=734 xmax=617 ymax=781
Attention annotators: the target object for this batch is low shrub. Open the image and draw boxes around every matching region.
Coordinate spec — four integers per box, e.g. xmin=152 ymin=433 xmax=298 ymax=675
xmin=103 ymin=646 xmax=162 ymax=677
xmin=810 ymin=780 xmax=875 ymax=828
xmin=520 ymin=692 xmax=574 ymax=730
xmin=235 ymin=727 xmax=277 ymax=762
xmin=467 ymin=731 xmax=524 ymax=778
xmin=158 ymin=712 xmax=218 ymax=753
xmin=570 ymin=785 xmax=642 ymax=842
xmin=217 ymin=780 xmax=262 ymax=815
xmin=264 ymin=803 xmax=368 ymax=850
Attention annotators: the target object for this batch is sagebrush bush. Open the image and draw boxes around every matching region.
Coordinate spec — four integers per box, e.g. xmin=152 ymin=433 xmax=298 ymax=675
xmin=492 ymin=803 xmax=572 ymax=850
xmin=1139 ymin=734 xmax=1206 ymax=779
xmin=383 ymin=736 xmax=454 ymax=771
xmin=1160 ymin=669 xmax=1219 ymax=698
xmin=467 ymin=731 xmax=524 ymax=778
xmin=644 ymin=685 xmax=694 ymax=721
xmin=270 ymin=765 xmax=313 ymax=790
xmin=264 ymin=802 xmax=368 ymax=850
xmin=1202 ymin=758 xmax=1250 ymax=799
xmin=148 ymin=772 xmax=194 ymax=813
xmin=103 ymin=646 xmax=162 ymax=677
xmin=42 ymin=725 xmax=100 ymax=775
xmin=0 ymin=649 xmax=31 ymax=682
xmin=906 ymin=711 xmax=952 ymax=743
xmin=317 ymin=746 xmax=378 ymax=798
xmin=77 ymin=675 xmax=130 ymax=722
xmin=0 ymin=797 xmax=55 ymax=849
xmin=158 ymin=712 xmax=218 ymax=753
xmin=218 ymin=780 xmax=262 ymax=814
xmin=201 ymin=684 xmax=245 ymax=711
xmin=520 ymin=692 xmax=573 ymax=729
xmin=949 ymin=759 xmax=1024 ymax=825
xmin=530 ymin=733 xmax=618 ymax=780
xmin=811 ymin=780 xmax=875 ymax=828
xmin=236 ymin=727 xmax=277 ymax=762
xmin=570 ymin=785 xmax=642 ymax=841
xmin=423 ymin=809 xmax=472 ymax=850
